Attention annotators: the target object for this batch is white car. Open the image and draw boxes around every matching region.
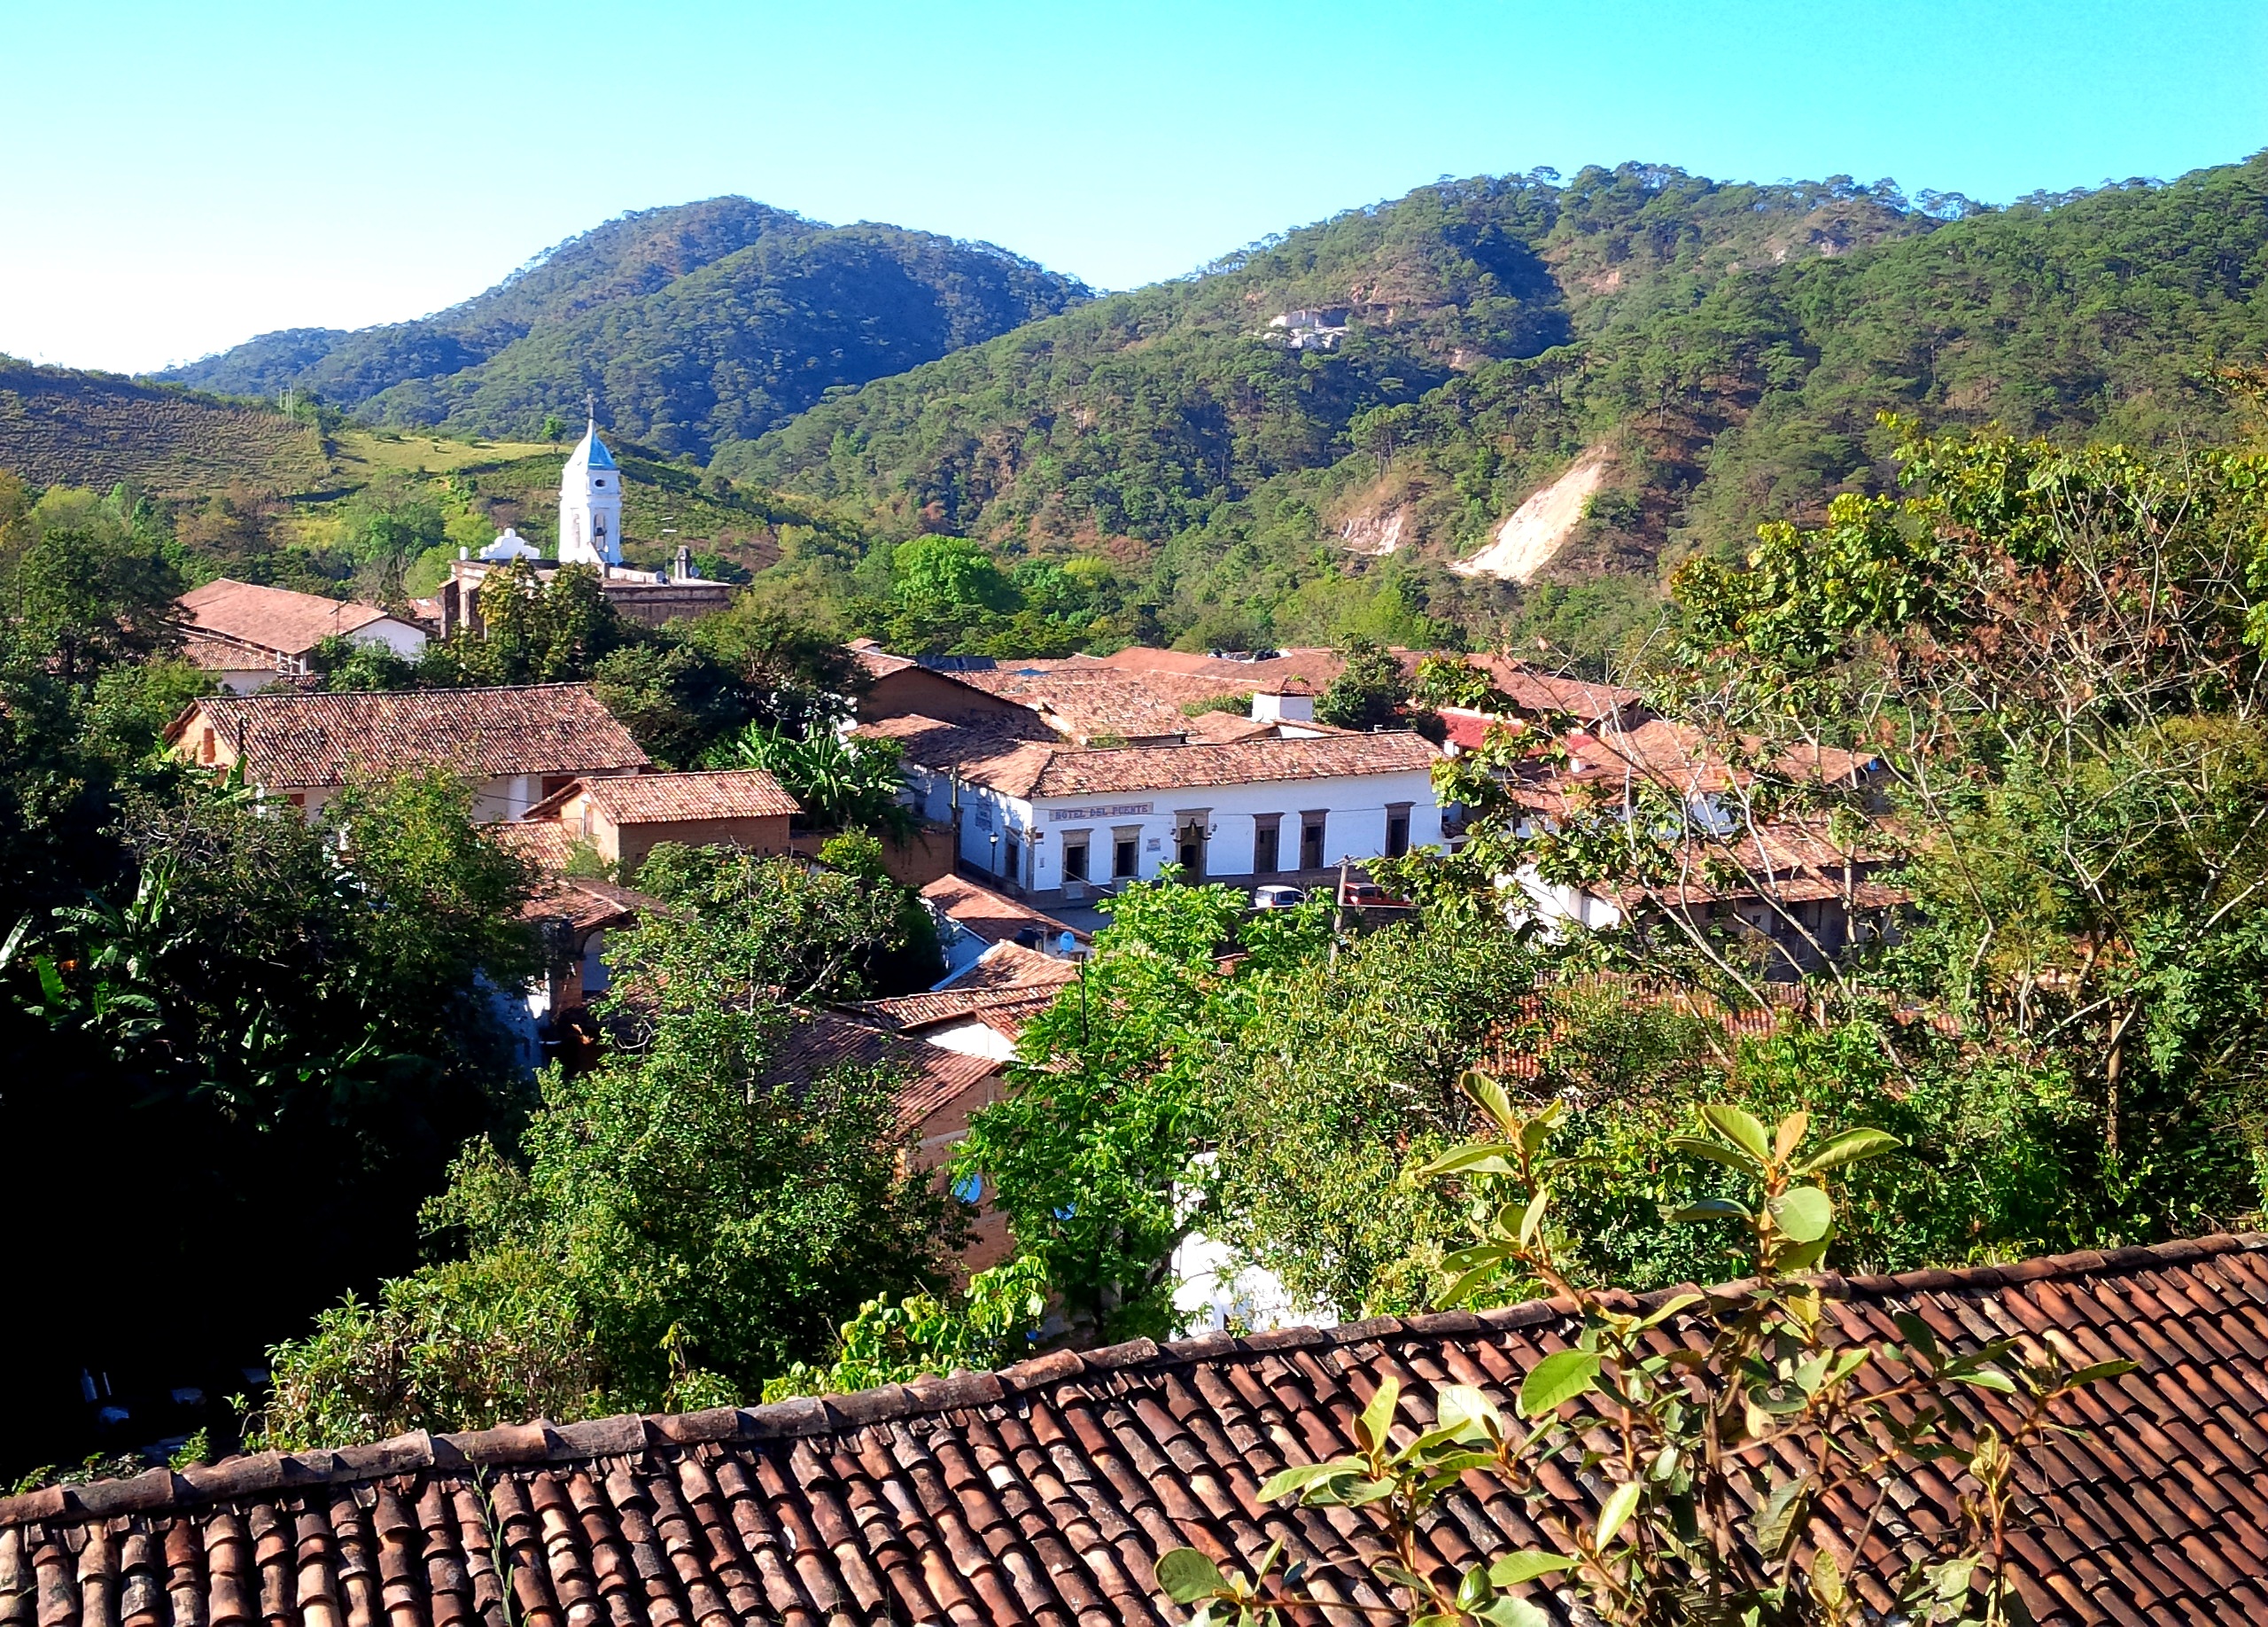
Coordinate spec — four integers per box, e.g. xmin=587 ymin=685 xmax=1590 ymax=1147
xmin=1251 ymin=884 xmax=1306 ymax=909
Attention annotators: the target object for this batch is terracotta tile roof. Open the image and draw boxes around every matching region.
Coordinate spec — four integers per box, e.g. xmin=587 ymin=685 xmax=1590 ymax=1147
xmin=10 ymin=1233 xmax=2268 ymax=1627
xmin=1029 ymin=730 xmax=1440 ymax=798
xmin=846 ymin=942 xmax=1080 ymax=1044
xmin=1465 ymin=653 xmax=1647 ymax=723
xmin=1568 ymin=719 xmax=1878 ymax=796
xmin=523 ymin=876 xmax=661 ymax=934
xmin=168 ymin=685 xmax=650 ymax=788
xmin=949 ymin=667 xmax=1241 ymax=743
xmin=845 ymin=638 xmax=919 ymax=680
xmin=492 ymin=818 xmax=577 ymax=873
xmin=178 ymin=579 xmax=399 ymax=658
xmin=920 ymin=876 xmax=1089 ymax=946
xmin=947 ymin=940 xmax=1082 ymax=993
xmin=1068 ymin=643 xmax=1346 ymax=691
xmin=846 ymin=985 xmax=1064 ymax=1042
xmin=179 ymin=631 xmax=280 ymax=674
xmin=532 ymin=769 xmax=802 ymax=824
xmin=844 ymin=943 xmax=1077 ymax=1042
xmin=762 ymin=1010 xmax=1003 ymax=1134
xmin=1439 ymin=705 xmax=1530 ymax=751
xmin=853 ymin=713 xmax=1064 ymax=797
xmin=1180 ymin=710 xmax=1276 ymax=743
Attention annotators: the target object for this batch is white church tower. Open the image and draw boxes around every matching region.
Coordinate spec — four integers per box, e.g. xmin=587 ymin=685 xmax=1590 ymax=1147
xmin=557 ymin=407 xmax=623 ymax=568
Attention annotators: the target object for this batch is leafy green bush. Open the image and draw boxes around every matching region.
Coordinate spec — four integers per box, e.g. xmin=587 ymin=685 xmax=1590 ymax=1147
xmin=763 ymin=1256 xmax=1051 ymax=1400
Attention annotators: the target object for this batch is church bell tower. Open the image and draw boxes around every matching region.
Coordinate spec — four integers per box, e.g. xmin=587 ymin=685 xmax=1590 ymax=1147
xmin=558 ymin=401 xmax=623 ymax=567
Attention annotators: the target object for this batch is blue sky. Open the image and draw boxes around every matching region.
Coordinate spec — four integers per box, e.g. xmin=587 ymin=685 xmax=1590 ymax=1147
xmin=4 ymin=0 xmax=2263 ymax=374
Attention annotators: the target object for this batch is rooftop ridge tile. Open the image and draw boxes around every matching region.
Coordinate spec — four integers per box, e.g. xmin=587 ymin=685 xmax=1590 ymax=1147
xmin=9 ymin=1231 xmax=2264 ymax=1531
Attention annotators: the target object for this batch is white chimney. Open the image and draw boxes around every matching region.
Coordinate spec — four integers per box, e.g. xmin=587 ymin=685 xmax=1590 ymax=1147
xmin=1251 ymin=691 xmax=1314 ymax=723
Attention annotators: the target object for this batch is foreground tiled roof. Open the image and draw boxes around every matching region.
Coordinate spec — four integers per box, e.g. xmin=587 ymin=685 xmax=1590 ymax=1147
xmin=7 ymin=1234 xmax=2267 ymax=1627
xmin=1030 ymin=731 xmax=1439 ymax=798
xmin=179 ymin=580 xmax=397 ymax=658
xmin=170 ymin=685 xmax=650 ymax=788
xmin=533 ymin=770 xmax=802 ymax=825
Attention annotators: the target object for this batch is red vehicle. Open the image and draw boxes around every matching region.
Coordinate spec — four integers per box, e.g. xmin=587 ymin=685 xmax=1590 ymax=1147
xmin=1339 ymin=880 xmax=1410 ymax=908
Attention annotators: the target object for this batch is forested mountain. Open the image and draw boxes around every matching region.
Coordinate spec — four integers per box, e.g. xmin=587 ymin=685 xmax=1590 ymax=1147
xmin=721 ymin=156 xmax=2268 ymax=654
xmin=159 ymin=199 xmax=1091 ymax=457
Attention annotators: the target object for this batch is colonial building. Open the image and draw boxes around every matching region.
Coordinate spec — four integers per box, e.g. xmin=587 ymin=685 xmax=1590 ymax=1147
xmin=1478 ymin=716 xmax=1900 ymax=976
xmin=556 ymin=417 xmax=624 ymax=568
xmin=165 ymin=683 xmax=649 ymax=820
xmin=870 ymin=714 xmax=1441 ymax=903
xmin=514 ymin=769 xmax=802 ymax=876
xmin=176 ymin=579 xmax=426 ymax=693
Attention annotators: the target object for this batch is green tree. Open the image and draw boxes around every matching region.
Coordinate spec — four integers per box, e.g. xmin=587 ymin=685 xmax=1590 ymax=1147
xmin=1315 ymin=634 xmax=1410 ymax=730
xmin=3 ymin=772 xmax=541 ymax=1469
xmin=255 ymin=847 xmax=959 ymax=1444
xmin=952 ymin=873 xmax=1264 ymax=1343
xmin=309 ymin=634 xmax=421 ymax=692
xmin=476 ymin=559 xmax=623 ymax=681
xmin=892 ymin=533 xmax=1018 ymax=614
xmin=0 ymin=525 xmax=183 ymax=686
xmin=762 ymin=1256 xmax=1050 ymax=1400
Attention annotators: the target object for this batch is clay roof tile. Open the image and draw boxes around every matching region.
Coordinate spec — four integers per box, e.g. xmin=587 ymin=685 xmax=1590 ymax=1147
xmin=12 ymin=1234 xmax=2268 ymax=1627
xmin=171 ymin=686 xmax=649 ymax=790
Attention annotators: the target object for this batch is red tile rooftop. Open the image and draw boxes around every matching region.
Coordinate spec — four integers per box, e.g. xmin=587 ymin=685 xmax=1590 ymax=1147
xmin=167 ymin=684 xmax=650 ymax=788
xmin=178 ymin=579 xmax=399 ymax=658
xmin=5 ymin=1234 xmax=2264 ymax=1627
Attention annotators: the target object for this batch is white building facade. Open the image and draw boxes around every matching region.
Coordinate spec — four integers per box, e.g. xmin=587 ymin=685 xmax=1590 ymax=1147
xmin=899 ymin=734 xmax=1444 ymax=902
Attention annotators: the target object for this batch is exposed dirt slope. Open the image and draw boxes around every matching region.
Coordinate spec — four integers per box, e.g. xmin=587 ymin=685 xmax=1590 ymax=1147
xmin=1451 ymin=452 xmax=1607 ymax=580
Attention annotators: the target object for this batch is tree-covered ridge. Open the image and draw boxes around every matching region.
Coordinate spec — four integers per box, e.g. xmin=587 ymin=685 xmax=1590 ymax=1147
xmin=361 ymin=225 xmax=1092 ymax=456
xmin=721 ymin=157 xmax=2268 ymax=656
xmin=160 ymin=198 xmax=814 ymax=400
xmin=159 ymin=199 xmax=1092 ymax=458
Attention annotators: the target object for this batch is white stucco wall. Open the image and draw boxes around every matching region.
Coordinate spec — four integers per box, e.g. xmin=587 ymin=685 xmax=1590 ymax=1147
xmin=348 ymin=617 xmax=429 ymax=658
xmin=261 ymin=772 xmax=540 ymax=824
xmin=920 ymin=766 xmax=1441 ymax=891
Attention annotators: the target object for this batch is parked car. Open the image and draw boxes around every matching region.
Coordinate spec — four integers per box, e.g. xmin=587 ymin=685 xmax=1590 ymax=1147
xmin=1251 ymin=884 xmax=1306 ymax=909
xmin=1339 ymin=880 xmax=1410 ymax=908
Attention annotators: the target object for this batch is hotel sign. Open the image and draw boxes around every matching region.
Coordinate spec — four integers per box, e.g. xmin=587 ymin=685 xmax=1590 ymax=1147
xmin=1048 ymin=802 xmax=1153 ymax=822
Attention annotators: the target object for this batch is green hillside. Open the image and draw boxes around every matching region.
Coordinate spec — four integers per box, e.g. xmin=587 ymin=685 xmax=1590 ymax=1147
xmin=0 ymin=360 xmax=330 ymax=497
xmin=160 ymin=199 xmax=1091 ymax=458
xmin=720 ymin=156 xmax=2268 ymax=653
